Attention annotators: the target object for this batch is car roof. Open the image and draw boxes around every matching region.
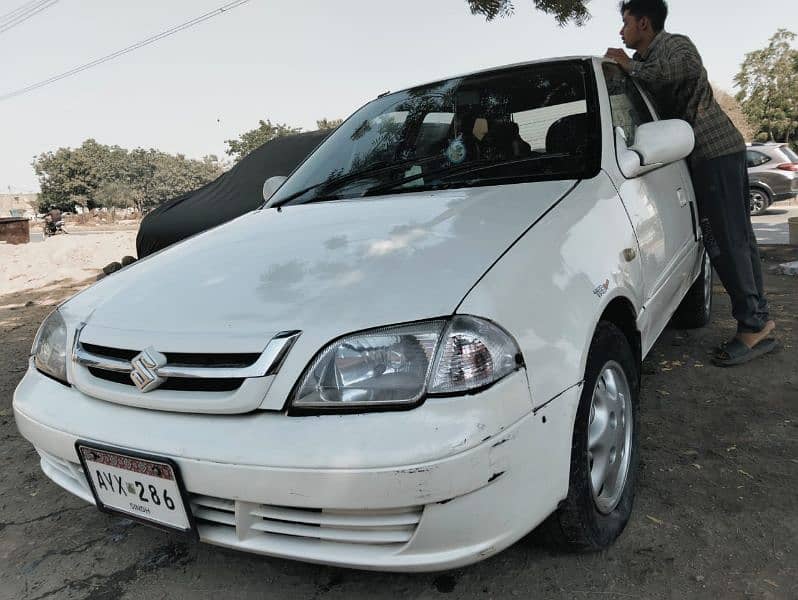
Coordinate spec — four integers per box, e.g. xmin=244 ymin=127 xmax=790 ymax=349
xmin=382 ymin=55 xmax=603 ymax=98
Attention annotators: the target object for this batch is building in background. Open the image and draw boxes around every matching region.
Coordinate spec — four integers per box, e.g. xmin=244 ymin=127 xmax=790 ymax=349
xmin=0 ymin=193 xmax=38 ymax=218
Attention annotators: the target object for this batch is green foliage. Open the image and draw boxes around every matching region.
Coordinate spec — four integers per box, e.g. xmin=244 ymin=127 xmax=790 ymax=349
xmin=224 ymin=119 xmax=302 ymax=162
xmin=467 ymin=0 xmax=590 ymax=25
xmin=735 ymin=29 xmax=798 ymax=145
xmin=95 ymin=181 xmax=139 ymax=210
xmin=316 ymin=118 xmax=344 ymax=130
xmin=32 ymin=139 xmax=224 ymax=213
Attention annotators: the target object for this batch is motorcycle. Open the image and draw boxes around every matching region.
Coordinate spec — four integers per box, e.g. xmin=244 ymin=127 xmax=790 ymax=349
xmin=43 ymin=215 xmax=67 ymax=237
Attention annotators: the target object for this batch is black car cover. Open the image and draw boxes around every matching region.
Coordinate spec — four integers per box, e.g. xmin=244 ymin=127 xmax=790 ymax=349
xmin=135 ymin=130 xmax=329 ymax=258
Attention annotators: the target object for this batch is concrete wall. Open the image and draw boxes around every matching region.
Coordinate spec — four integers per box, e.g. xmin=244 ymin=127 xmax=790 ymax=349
xmin=0 ymin=193 xmax=39 ymax=218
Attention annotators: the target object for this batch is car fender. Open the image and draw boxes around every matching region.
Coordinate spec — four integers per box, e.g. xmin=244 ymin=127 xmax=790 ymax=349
xmin=748 ymin=178 xmax=775 ymax=199
xmin=457 ymin=171 xmax=642 ymax=404
xmin=456 ymin=172 xmax=643 ymax=503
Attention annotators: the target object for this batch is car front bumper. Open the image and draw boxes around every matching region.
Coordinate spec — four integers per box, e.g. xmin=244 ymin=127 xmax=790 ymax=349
xmin=13 ymin=366 xmax=579 ymax=572
xmin=773 ymin=172 xmax=798 ymax=201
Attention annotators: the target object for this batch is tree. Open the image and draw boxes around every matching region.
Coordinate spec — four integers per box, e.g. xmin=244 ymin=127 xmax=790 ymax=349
xmin=32 ymin=141 xmax=224 ymax=213
xmin=95 ymin=181 xmax=139 ymax=210
xmin=94 ymin=181 xmax=139 ymax=221
xmin=224 ymin=119 xmax=302 ymax=162
xmin=467 ymin=0 xmax=590 ymax=25
xmin=33 ymin=140 xmax=108 ymax=212
xmin=316 ymin=118 xmax=344 ymax=130
xmin=735 ymin=29 xmax=798 ymax=146
xmin=125 ymin=149 xmax=223 ymax=212
xmin=713 ymin=86 xmax=754 ymax=141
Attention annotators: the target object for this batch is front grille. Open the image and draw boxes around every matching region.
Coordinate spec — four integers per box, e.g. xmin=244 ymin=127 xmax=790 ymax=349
xmin=72 ymin=329 xmax=300 ymax=412
xmin=81 ymin=343 xmax=259 ymax=368
xmin=79 ymin=343 xmax=260 ymax=393
xmin=88 ymin=368 xmax=245 ymax=392
xmin=191 ymin=494 xmax=422 ymax=547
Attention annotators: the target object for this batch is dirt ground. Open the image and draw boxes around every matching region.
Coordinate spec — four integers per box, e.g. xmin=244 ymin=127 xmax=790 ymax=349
xmin=1 ymin=232 xmax=137 ymax=296
xmin=0 ymin=246 xmax=796 ymax=600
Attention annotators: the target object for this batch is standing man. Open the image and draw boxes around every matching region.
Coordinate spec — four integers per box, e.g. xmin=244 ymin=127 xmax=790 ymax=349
xmin=605 ymin=0 xmax=777 ymax=367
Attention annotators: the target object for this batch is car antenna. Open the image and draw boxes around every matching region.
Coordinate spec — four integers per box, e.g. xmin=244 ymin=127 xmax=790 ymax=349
xmin=377 ymin=90 xmax=391 ymax=98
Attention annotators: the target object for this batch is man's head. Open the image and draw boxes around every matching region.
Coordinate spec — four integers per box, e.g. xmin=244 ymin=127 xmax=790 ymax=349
xmin=619 ymin=0 xmax=668 ymax=51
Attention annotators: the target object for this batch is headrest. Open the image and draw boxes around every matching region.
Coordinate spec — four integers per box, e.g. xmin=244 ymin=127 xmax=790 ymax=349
xmin=546 ymin=113 xmax=588 ymax=155
xmin=472 ymin=118 xmax=489 ymax=141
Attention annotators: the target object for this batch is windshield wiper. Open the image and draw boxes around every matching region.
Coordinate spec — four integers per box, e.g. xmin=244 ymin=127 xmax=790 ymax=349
xmin=362 ymin=153 xmax=571 ymax=197
xmin=271 ymin=156 xmax=442 ymax=207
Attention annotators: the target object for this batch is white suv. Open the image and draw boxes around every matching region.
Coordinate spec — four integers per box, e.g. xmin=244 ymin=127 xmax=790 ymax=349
xmin=14 ymin=57 xmax=710 ymax=572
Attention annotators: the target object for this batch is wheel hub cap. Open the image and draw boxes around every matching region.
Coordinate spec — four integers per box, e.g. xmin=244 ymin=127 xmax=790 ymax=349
xmin=588 ymin=362 xmax=633 ymax=514
xmin=750 ymin=192 xmax=765 ymax=212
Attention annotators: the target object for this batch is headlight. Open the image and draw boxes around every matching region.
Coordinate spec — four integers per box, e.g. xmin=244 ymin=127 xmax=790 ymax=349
xmin=31 ymin=309 xmax=68 ymax=383
xmin=428 ymin=316 xmax=521 ymax=395
xmin=291 ymin=316 xmax=521 ymax=412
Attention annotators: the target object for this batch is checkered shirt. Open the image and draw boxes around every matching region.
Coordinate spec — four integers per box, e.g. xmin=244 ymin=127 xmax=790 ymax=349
xmin=629 ymin=31 xmax=745 ymax=163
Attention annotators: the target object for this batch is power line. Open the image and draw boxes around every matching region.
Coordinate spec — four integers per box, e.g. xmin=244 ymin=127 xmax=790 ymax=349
xmin=0 ymin=0 xmax=58 ymax=33
xmin=0 ymin=0 xmax=43 ymax=24
xmin=0 ymin=0 xmax=59 ymax=34
xmin=0 ymin=0 xmax=251 ymax=102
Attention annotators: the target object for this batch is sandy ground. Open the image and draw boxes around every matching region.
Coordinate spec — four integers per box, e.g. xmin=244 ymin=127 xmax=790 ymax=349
xmin=0 ymin=232 xmax=137 ymax=297
xmin=0 ymin=246 xmax=796 ymax=599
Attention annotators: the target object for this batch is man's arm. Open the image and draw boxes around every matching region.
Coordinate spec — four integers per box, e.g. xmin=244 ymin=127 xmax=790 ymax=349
xmin=606 ymin=35 xmax=703 ymax=83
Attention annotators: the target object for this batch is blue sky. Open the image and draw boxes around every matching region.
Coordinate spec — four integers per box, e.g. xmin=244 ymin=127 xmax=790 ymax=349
xmin=1 ymin=0 xmax=794 ymax=192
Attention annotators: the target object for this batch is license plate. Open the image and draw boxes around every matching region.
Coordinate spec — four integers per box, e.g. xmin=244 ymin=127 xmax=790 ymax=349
xmin=76 ymin=442 xmax=195 ymax=534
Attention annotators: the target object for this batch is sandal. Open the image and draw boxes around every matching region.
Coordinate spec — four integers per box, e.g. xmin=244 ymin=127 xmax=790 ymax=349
xmin=712 ymin=337 xmax=778 ymax=367
xmin=714 ymin=321 xmax=776 ymax=356
xmin=713 ymin=338 xmax=736 ymax=355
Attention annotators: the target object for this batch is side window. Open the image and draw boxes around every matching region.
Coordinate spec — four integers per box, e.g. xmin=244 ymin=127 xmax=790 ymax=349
xmin=746 ymin=150 xmax=770 ymax=168
xmin=602 ymin=63 xmax=654 ymax=146
xmin=512 ymin=100 xmax=587 ymax=152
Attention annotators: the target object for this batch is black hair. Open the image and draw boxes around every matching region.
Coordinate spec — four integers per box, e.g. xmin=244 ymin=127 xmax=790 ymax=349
xmin=620 ymin=0 xmax=668 ymax=32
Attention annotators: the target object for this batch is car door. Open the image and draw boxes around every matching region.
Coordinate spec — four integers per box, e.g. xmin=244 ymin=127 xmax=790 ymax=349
xmin=601 ymin=63 xmax=698 ymax=346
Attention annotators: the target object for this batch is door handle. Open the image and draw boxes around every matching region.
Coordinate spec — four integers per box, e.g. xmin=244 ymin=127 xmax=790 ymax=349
xmin=677 ymin=188 xmax=688 ymax=207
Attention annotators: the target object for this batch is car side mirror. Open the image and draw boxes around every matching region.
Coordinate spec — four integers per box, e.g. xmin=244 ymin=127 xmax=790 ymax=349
xmin=262 ymin=176 xmax=288 ymax=201
xmin=615 ymin=120 xmax=695 ymax=178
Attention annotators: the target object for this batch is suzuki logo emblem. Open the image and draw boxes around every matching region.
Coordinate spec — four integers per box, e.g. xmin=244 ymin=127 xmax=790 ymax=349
xmin=129 ymin=347 xmax=168 ymax=392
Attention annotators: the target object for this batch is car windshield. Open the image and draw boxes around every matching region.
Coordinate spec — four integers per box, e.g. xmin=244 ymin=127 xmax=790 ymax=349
xmin=271 ymin=60 xmax=599 ymax=206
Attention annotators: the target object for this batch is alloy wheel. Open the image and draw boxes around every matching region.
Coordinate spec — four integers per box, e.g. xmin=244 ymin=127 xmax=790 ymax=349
xmin=749 ymin=190 xmax=766 ymax=214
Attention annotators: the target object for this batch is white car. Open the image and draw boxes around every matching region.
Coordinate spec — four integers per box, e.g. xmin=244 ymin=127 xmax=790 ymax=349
xmin=14 ymin=57 xmax=712 ymax=572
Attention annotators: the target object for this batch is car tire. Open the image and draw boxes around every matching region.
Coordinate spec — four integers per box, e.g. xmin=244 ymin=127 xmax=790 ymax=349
xmin=671 ymin=250 xmax=713 ymax=329
xmin=535 ymin=321 xmax=640 ymax=551
xmin=749 ymin=188 xmax=771 ymax=216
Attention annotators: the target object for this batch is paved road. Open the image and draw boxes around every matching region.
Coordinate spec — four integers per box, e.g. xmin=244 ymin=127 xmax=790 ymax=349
xmin=752 ymin=202 xmax=798 ymax=245
xmin=30 ymin=228 xmax=137 ymax=243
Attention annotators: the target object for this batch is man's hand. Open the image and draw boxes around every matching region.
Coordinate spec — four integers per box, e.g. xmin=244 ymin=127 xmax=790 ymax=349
xmin=605 ymin=48 xmax=632 ymax=72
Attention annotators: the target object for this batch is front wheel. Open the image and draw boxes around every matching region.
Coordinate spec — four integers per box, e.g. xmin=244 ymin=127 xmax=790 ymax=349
xmin=537 ymin=321 xmax=640 ymax=551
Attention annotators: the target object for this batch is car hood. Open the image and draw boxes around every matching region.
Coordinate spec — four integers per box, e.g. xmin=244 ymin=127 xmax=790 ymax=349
xmin=64 ymin=180 xmax=575 ymax=358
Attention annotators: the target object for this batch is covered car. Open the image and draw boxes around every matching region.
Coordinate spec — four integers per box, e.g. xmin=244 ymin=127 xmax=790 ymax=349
xmin=135 ymin=130 xmax=329 ymax=257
